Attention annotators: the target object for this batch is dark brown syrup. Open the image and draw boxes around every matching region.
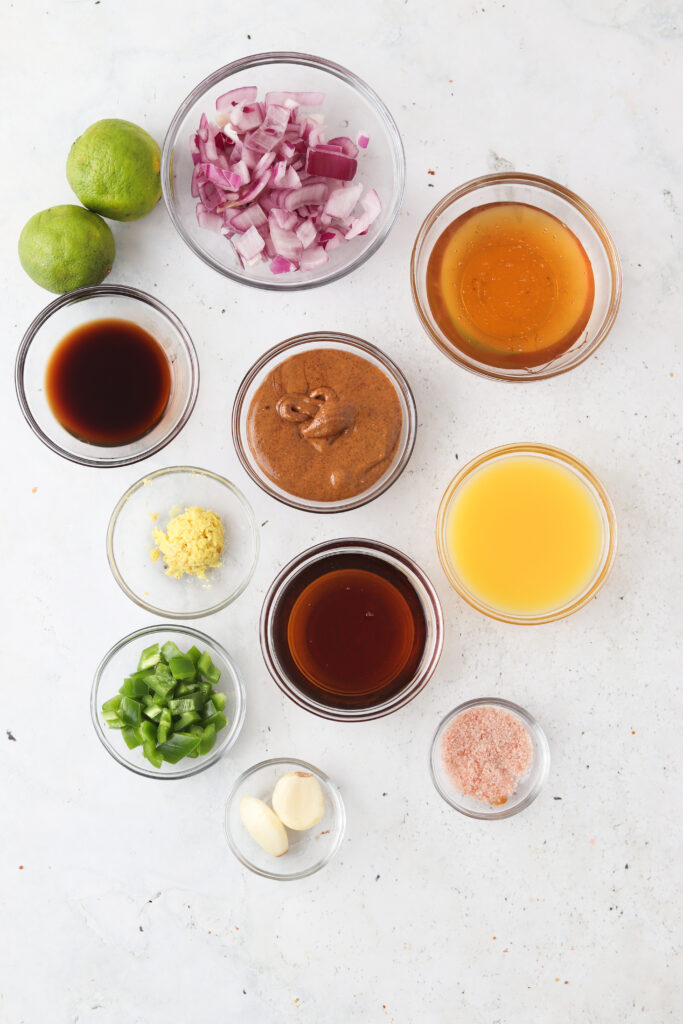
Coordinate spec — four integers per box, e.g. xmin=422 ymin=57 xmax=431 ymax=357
xmin=273 ymin=552 xmax=427 ymax=710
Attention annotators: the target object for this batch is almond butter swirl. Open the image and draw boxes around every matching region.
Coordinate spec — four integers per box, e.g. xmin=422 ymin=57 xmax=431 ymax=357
xmin=246 ymin=348 xmax=403 ymax=502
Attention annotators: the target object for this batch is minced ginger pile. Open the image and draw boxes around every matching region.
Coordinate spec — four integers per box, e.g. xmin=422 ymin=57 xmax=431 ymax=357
xmin=151 ymin=506 xmax=224 ymax=579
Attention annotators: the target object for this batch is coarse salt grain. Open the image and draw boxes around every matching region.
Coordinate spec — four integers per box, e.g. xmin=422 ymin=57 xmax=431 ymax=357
xmin=440 ymin=706 xmax=533 ymax=806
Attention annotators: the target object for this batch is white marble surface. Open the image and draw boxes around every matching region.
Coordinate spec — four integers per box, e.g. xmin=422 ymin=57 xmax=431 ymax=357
xmin=1 ymin=1 xmax=681 ymax=1021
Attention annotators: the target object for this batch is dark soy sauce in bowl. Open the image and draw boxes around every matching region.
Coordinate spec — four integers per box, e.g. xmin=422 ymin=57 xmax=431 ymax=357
xmin=45 ymin=318 xmax=171 ymax=446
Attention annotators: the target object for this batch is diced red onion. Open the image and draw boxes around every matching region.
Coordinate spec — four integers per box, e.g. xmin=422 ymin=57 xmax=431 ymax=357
xmin=345 ymin=188 xmax=382 ymax=239
xmin=234 ymin=225 xmax=266 ymax=261
xmin=328 ymin=136 xmax=359 ymax=159
xmin=305 ymin=148 xmax=358 ymax=181
xmin=192 ymin=88 xmax=382 ymax=274
xmin=295 ymin=219 xmax=318 ymax=249
xmin=300 ymin=245 xmax=328 ymax=270
xmin=216 ymin=86 xmax=258 ymax=111
xmin=269 ymin=255 xmax=298 ymax=274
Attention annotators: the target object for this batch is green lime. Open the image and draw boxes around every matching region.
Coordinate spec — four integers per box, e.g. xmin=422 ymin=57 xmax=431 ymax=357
xmin=18 ymin=205 xmax=115 ymax=293
xmin=66 ymin=118 xmax=162 ymax=221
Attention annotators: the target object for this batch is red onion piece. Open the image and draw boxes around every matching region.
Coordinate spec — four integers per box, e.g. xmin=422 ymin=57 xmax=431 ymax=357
xmin=216 ymin=86 xmax=258 ymax=111
xmin=300 ymin=245 xmax=328 ymax=270
xmin=269 ymin=222 xmax=303 ymax=260
xmin=328 ymin=136 xmax=359 ymax=159
xmin=234 ymin=225 xmax=266 ymax=261
xmin=345 ymin=188 xmax=382 ymax=239
xmin=357 ymin=132 xmax=370 ymax=149
xmin=246 ymin=104 xmax=290 ymax=153
xmin=305 ymin=148 xmax=358 ymax=181
xmin=269 ymin=255 xmax=298 ymax=274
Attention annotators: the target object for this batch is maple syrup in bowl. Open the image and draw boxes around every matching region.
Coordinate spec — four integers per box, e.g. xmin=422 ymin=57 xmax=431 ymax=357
xmin=411 ymin=173 xmax=621 ymax=381
xmin=260 ymin=538 xmax=443 ymax=721
xmin=15 ymin=285 xmax=199 ymax=467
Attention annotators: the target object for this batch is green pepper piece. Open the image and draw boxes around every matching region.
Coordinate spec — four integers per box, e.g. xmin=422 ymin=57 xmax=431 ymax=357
xmin=169 ymin=655 xmax=196 ymax=680
xmin=138 ymin=643 xmax=161 ymax=671
xmin=174 ymin=682 xmax=199 ymax=696
xmin=146 ymin=674 xmax=175 ymax=701
xmin=102 ymin=711 xmax=124 ymax=728
xmin=157 ymin=708 xmax=172 ymax=745
xmin=185 ymin=747 xmax=199 ymax=758
xmin=212 ymin=692 xmax=227 ymax=712
xmin=144 ymin=704 xmax=164 ymax=721
xmin=153 ymin=662 xmax=173 ymax=683
xmin=157 ymin=732 xmax=200 ymax=764
xmin=202 ymin=699 xmax=217 ymax=720
xmin=168 ymin=693 xmax=206 ymax=714
xmin=139 ymin=721 xmax=158 ymax=745
xmin=120 ymin=696 xmax=143 ymax=727
xmin=122 ymin=726 xmax=142 ymax=750
xmin=161 ymin=640 xmax=182 ymax=663
xmin=143 ymin=740 xmax=163 ymax=769
xmin=101 ymin=695 xmax=121 ymax=713
xmin=198 ymin=724 xmax=216 ymax=755
xmin=119 ymin=677 xmax=149 ymax=698
xmin=197 ymin=651 xmax=221 ymax=685
xmin=203 ymin=711 xmax=228 ymax=732
xmin=174 ymin=710 xmax=201 ymax=730
xmin=186 ymin=645 xmax=201 ymax=665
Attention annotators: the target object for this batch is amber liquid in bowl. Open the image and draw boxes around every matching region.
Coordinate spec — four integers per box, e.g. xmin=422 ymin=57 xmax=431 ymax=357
xmin=271 ymin=551 xmax=427 ymax=710
xmin=426 ymin=202 xmax=595 ymax=369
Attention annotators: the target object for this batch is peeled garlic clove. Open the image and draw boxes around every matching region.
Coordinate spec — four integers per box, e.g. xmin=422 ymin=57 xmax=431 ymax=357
xmin=239 ymin=796 xmax=289 ymax=857
xmin=271 ymin=771 xmax=325 ymax=831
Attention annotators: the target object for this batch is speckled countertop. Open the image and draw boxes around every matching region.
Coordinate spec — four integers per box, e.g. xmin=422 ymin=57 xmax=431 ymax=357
xmin=1 ymin=1 xmax=681 ymax=1022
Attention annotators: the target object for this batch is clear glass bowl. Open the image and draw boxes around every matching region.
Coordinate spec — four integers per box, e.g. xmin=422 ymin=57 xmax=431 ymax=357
xmin=430 ymin=698 xmax=550 ymax=819
xmin=260 ymin=538 xmax=444 ymax=721
xmin=225 ymin=757 xmax=345 ymax=879
xmin=15 ymin=285 xmax=199 ymax=467
xmin=91 ymin=624 xmax=246 ymax=779
xmin=107 ymin=466 xmax=259 ymax=618
xmin=232 ymin=331 xmax=417 ymax=512
xmin=162 ymin=51 xmax=405 ymax=290
xmin=411 ymin=172 xmax=622 ymax=381
xmin=436 ymin=443 xmax=617 ymax=625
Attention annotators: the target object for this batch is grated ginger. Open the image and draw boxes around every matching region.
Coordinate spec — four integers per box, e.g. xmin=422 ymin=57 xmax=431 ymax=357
xmin=151 ymin=506 xmax=224 ymax=579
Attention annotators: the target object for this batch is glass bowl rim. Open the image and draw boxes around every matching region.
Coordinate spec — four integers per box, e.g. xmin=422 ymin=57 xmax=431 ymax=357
xmin=435 ymin=442 xmax=618 ymax=624
xmin=231 ymin=330 xmax=418 ymax=513
xmin=410 ymin=171 xmax=623 ymax=382
xmin=429 ymin=696 xmax=551 ymax=819
xmin=161 ymin=50 xmax=406 ymax=292
xmin=259 ymin=536 xmax=444 ymax=721
xmin=91 ymin=623 xmax=246 ymax=779
xmin=106 ymin=464 xmax=260 ymax=619
xmin=224 ymin=755 xmax=346 ymax=879
xmin=14 ymin=283 xmax=200 ymax=468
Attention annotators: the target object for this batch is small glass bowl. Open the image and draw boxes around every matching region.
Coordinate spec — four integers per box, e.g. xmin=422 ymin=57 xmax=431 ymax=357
xmin=430 ymin=698 xmax=550 ymax=819
xmin=162 ymin=51 xmax=405 ymax=290
xmin=107 ymin=466 xmax=259 ymax=619
xmin=260 ymin=538 xmax=443 ymax=721
xmin=225 ymin=757 xmax=345 ymax=879
xmin=91 ymin=624 xmax=245 ymax=779
xmin=436 ymin=443 xmax=617 ymax=625
xmin=15 ymin=285 xmax=199 ymax=467
xmin=232 ymin=331 xmax=417 ymax=513
xmin=411 ymin=172 xmax=622 ymax=381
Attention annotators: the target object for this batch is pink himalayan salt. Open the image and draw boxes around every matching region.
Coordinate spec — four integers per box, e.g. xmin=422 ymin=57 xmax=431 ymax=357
xmin=441 ymin=706 xmax=533 ymax=806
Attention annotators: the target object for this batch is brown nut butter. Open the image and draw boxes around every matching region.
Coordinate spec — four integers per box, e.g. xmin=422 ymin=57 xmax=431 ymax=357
xmin=246 ymin=348 xmax=403 ymax=502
